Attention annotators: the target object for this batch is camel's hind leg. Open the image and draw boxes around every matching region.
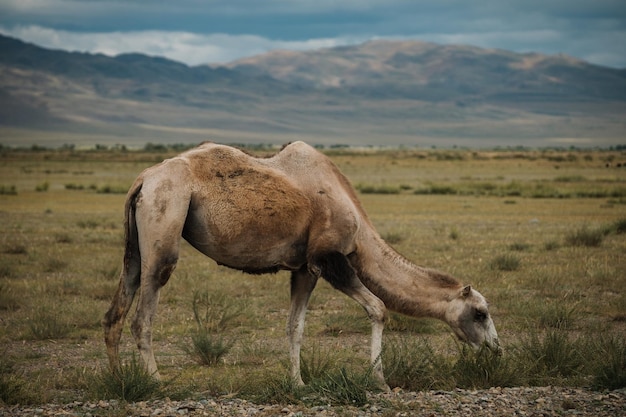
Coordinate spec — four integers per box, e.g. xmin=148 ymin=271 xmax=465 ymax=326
xmin=287 ymin=268 xmax=318 ymax=386
xmin=130 ymin=253 xmax=178 ymax=378
xmin=103 ymin=256 xmax=140 ymax=372
xmin=129 ymin=175 xmax=189 ymax=378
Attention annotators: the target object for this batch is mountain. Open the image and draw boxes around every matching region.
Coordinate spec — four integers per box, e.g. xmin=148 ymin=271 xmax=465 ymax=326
xmin=230 ymin=40 xmax=626 ymax=103
xmin=1 ymin=35 xmax=624 ymax=148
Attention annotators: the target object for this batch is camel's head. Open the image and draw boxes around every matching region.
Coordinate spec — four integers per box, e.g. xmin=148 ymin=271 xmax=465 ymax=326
xmin=446 ymin=285 xmax=500 ymax=353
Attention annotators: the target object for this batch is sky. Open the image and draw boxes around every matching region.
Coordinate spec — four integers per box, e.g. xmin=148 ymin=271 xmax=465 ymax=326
xmin=0 ymin=0 xmax=625 ymax=68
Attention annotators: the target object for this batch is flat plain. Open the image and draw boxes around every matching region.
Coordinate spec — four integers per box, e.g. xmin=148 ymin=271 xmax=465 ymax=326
xmin=0 ymin=145 xmax=625 ymax=409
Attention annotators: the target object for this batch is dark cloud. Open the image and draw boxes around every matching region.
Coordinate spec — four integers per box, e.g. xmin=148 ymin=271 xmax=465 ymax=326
xmin=0 ymin=0 xmax=624 ymax=67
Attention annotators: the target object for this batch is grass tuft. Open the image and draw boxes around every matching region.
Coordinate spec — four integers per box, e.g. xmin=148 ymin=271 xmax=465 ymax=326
xmin=383 ymin=337 xmax=453 ymax=391
xmin=192 ymin=290 xmax=245 ymax=332
xmin=0 ymin=357 xmax=30 ymax=405
xmin=357 ymin=184 xmax=401 ymax=194
xmin=516 ymin=329 xmax=585 ymax=384
xmin=509 ymin=242 xmax=531 ymax=251
xmin=3 ymin=244 xmax=27 ymax=255
xmin=489 ymin=254 xmax=521 ymax=271
xmin=308 ymin=368 xmax=372 ymax=406
xmin=90 ymin=356 xmax=161 ymax=402
xmin=382 ymin=231 xmax=404 ymax=245
xmin=184 ymin=330 xmax=234 ymax=366
xmin=453 ymin=346 xmax=522 ymax=389
xmin=607 ymin=218 xmax=626 ymax=235
xmin=300 ymin=345 xmax=336 ymax=383
xmin=565 ymin=225 xmax=605 ymax=247
xmin=29 ymin=305 xmax=72 ymax=340
xmin=590 ymin=336 xmax=626 ymax=390
xmin=0 ymin=185 xmax=18 ymax=195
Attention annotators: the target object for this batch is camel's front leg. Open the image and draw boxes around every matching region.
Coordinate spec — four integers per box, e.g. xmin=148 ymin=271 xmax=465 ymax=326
xmin=310 ymin=252 xmax=389 ymax=390
xmin=287 ymin=268 xmax=318 ymax=386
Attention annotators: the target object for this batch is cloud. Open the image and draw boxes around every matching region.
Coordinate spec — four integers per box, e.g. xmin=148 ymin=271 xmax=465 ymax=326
xmin=0 ymin=1 xmax=625 ymax=67
xmin=0 ymin=25 xmax=364 ymax=65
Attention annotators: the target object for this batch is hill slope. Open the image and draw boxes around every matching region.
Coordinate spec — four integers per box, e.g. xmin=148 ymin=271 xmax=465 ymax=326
xmin=1 ymin=35 xmax=624 ymax=148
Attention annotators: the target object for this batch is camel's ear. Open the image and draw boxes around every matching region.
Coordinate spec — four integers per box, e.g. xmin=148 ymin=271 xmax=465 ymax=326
xmin=461 ymin=285 xmax=472 ymax=298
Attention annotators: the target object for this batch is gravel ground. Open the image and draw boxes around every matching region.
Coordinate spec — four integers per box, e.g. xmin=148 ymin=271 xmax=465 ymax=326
xmin=2 ymin=387 xmax=625 ymax=417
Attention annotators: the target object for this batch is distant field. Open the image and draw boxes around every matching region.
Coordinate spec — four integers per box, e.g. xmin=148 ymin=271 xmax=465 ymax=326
xmin=0 ymin=145 xmax=625 ymax=405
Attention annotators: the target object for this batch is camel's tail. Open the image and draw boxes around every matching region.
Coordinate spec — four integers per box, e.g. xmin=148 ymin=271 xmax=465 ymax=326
xmin=120 ymin=178 xmax=143 ymax=293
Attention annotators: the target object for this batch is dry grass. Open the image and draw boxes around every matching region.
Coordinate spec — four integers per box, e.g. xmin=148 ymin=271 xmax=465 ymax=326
xmin=0 ymin=146 xmax=624 ymax=404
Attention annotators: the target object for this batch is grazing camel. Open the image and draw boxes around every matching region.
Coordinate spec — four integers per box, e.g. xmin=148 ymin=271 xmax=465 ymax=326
xmin=103 ymin=141 xmax=500 ymax=387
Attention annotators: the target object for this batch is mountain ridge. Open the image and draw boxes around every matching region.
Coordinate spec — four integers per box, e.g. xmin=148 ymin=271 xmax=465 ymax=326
xmin=1 ymin=34 xmax=624 ymax=148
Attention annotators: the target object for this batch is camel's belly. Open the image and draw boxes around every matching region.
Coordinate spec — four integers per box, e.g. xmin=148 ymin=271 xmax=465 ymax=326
xmin=182 ymin=208 xmax=309 ymax=273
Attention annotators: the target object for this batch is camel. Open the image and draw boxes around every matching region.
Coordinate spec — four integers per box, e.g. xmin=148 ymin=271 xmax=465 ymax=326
xmin=103 ymin=141 xmax=500 ymax=388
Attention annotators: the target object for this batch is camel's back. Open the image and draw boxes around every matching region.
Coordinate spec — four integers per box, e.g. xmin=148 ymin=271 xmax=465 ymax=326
xmin=264 ymin=142 xmax=358 ymax=198
xmin=176 ymin=141 xmax=352 ymax=198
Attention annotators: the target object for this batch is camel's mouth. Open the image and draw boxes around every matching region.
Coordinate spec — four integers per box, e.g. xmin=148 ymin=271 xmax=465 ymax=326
xmin=487 ymin=339 xmax=503 ymax=355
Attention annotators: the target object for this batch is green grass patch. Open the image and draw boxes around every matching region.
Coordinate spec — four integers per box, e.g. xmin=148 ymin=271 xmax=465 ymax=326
xmin=89 ymin=356 xmax=162 ymax=402
xmin=28 ymin=305 xmax=73 ymax=340
xmin=590 ymin=336 xmax=626 ymax=390
xmin=383 ymin=337 xmax=454 ymax=391
xmin=489 ymin=254 xmax=521 ymax=271
xmin=0 ymin=185 xmax=18 ymax=195
xmin=184 ymin=330 xmax=235 ymax=366
xmin=516 ymin=330 xmax=586 ymax=385
xmin=0 ymin=357 xmax=31 ymax=405
xmin=453 ymin=347 xmax=522 ymax=389
xmin=564 ymin=225 xmax=605 ymax=247
xmin=357 ymin=184 xmax=401 ymax=194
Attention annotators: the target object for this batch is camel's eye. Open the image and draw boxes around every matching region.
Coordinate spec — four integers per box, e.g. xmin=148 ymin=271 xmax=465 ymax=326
xmin=474 ymin=310 xmax=488 ymax=322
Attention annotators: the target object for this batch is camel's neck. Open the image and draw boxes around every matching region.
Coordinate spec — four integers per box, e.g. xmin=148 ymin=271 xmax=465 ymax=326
xmin=350 ymin=229 xmax=462 ymax=320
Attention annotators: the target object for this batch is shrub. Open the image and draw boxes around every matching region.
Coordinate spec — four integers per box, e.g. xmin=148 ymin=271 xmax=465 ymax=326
xmin=191 ymin=291 xmax=244 ymax=332
xmin=0 ymin=185 xmax=17 ymax=195
xmin=489 ymin=254 xmax=521 ymax=271
xmin=3 ymin=244 xmax=27 ymax=255
xmin=35 ymin=182 xmax=49 ymax=192
xmin=29 ymin=306 xmax=72 ymax=340
xmin=414 ymin=184 xmax=457 ymax=195
xmin=382 ymin=231 xmax=404 ymax=245
xmin=543 ymin=240 xmax=561 ymax=251
xmin=77 ymin=219 xmax=100 ymax=229
xmin=0 ymin=358 xmax=29 ymax=405
xmin=90 ymin=356 xmax=161 ymax=401
xmin=300 ymin=345 xmax=336 ymax=383
xmin=608 ymin=218 xmax=626 ymax=235
xmin=590 ymin=336 xmax=626 ymax=390
xmin=517 ymin=329 xmax=585 ymax=384
xmin=357 ymin=184 xmax=401 ymax=194
xmin=55 ymin=233 xmax=73 ymax=244
xmin=382 ymin=337 xmax=453 ymax=391
xmin=0 ymin=283 xmax=20 ymax=310
xmin=308 ymin=368 xmax=372 ymax=406
xmin=453 ymin=346 xmax=522 ymax=389
xmin=43 ymin=258 xmax=68 ymax=273
xmin=538 ymin=302 xmax=579 ymax=330
xmin=509 ymin=242 xmax=531 ymax=251
xmin=65 ymin=183 xmax=85 ymax=190
xmin=247 ymin=374 xmax=302 ymax=405
xmin=96 ymin=185 xmax=128 ymax=194
xmin=184 ymin=330 xmax=234 ymax=366
xmin=244 ymin=367 xmax=374 ymax=407
xmin=565 ymin=225 xmax=604 ymax=247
